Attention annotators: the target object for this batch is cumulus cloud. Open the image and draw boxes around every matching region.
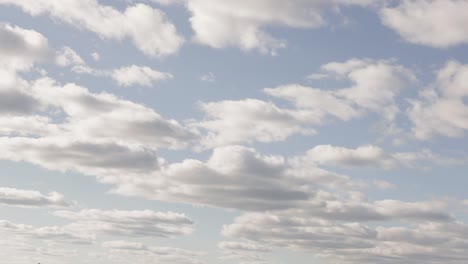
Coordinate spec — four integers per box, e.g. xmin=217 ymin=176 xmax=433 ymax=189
xmin=192 ymin=59 xmax=413 ymax=147
xmin=268 ymin=58 xmax=414 ymax=123
xmin=183 ymin=0 xmax=376 ymax=54
xmin=72 ymin=63 xmax=173 ymax=87
xmin=111 ymin=65 xmax=173 ymax=87
xmin=53 ymin=209 xmax=194 ymax=238
xmin=55 ymin=46 xmax=84 ymax=67
xmin=192 ymin=99 xmax=317 ymax=148
xmin=0 ymin=23 xmax=50 ymax=71
xmin=408 ymin=60 xmax=468 ymax=139
xmin=380 ymin=0 xmax=468 ymax=48
xmin=0 ymin=1 xmax=184 ymax=56
xmin=0 ymin=187 xmax=69 ymax=208
xmin=109 ymin=145 xmax=407 ymax=212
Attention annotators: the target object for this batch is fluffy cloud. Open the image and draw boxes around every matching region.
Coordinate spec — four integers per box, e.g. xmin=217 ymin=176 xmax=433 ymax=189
xmin=72 ymin=63 xmax=174 ymax=87
xmin=111 ymin=145 xmax=402 ymax=212
xmin=380 ymin=0 xmax=468 ymax=48
xmin=0 ymin=23 xmax=50 ymax=71
xmin=267 ymin=58 xmax=414 ymax=123
xmin=183 ymin=0 xmax=375 ymax=54
xmin=53 ymin=209 xmax=194 ymax=238
xmin=111 ymin=65 xmax=173 ymax=87
xmin=2 ymin=76 xmax=196 ymax=146
xmin=408 ymin=60 xmax=468 ymax=139
xmin=0 ymin=187 xmax=69 ymax=208
xmin=192 ymin=59 xmax=413 ymax=147
xmin=0 ymin=0 xmax=184 ymax=56
xmin=192 ymin=99 xmax=316 ymax=148
xmin=55 ymin=46 xmax=84 ymax=67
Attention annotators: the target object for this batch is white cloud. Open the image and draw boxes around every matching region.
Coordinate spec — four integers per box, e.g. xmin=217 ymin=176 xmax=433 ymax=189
xmin=408 ymin=60 xmax=468 ymax=139
xmin=192 ymin=99 xmax=316 ymax=148
xmin=54 ymin=209 xmax=194 ymax=238
xmin=200 ymin=72 xmax=215 ymax=82
xmin=102 ymin=240 xmax=204 ymax=264
xmin=0 ymin=187 xmax=69 ymax=208
xmin=111 ymin=65 xmax=173 ymax=87
xmin=0 ymin=1 xmax=184 ymax=56
xmin=301 ymin=144 xmax=458 ymax=169
xmin=268 ymin=58 xmax=414 ymax=123
xmin=71 ymin=63 xmax=174 ymax=87
xmin=55 ymin=46 xmax=84 ymax=67
xmin=380 ymin=0 xmax=468 ymax=48
xmin=0 ymin=220 xmax=94 ymax=244
xmin=0 ymin=23 xmax=50 ymax=71
xmin=222 ymin=206 xmax=467 ymax=263
xmin=193 ymin=59 xmax=413 ymax=147
xmin=110 ymin=145 xmax=398 ymax=211
xmin=91 ymin=52 xmax=100 ymax=61
xmin=183 ymin=0 xmax=375 ymax=54
xmin=219 ymin=241 xmax=271 ymax=252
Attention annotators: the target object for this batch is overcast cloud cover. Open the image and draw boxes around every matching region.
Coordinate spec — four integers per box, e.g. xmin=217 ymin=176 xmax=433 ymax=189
xmin=0 ymin=0 xmax=468 ymax=263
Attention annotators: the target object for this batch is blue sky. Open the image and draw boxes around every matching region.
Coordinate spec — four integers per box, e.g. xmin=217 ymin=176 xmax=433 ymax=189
xmin=1 ymin=0 xmax=468 ymax=263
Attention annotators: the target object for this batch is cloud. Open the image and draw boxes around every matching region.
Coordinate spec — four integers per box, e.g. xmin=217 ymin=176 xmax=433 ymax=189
xmin=72 ymin=63 xmax=174 ymax=87
xmin=192 ymin=99 xmax=316 ymax=148
xmin=192 ymin=59 xmax=413 ymax=147
xmin=0 ymin=137 xmax=162 ymax=180
xmin=407 ymin=60 xmax=468 ymax=139
xmin=219 ymin=241 xmax=271 ymax=252
xmin=110 ymin=145 xmax=400 ymax=211
xmin=301 ymin=144 xmax=459 ymax=169
xmin=55 ymin=46 xmax=84 ymax=67
xmin=200 ymin=72 xmax=215 ymax=82
xmin=16 ymin=77 xmax=195 ymax=148
xmin=0 ymin=1 xmax=184 ymax=56
xmin=0 ymin=187 xmax=69 ymax=208
xmin=0 ymin=220 xmax=94 ymax=244
xmin=182 ymin=0 xmax=375 ymax=54
xmin=102 ymin=240 xmax=204 ymax=264
xmin=91 ymin=52 xmax=100 ymax=61
xmin=0 ymin=23 xmax=50 ymax=71
xmin=53 ymin=209 xmax=194 ymax=238
xmin=222 ymin=208 xmax=468 ymax=264
xmin=111 ymin=65 xmax=173 ymax=87
xmin=268 ymin=58 xmax=414 ymax=123
xmin=380 ymin=0 xmax=468 ymax=48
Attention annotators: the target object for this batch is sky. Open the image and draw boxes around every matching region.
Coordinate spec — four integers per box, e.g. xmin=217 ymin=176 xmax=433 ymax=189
xmin=1 ymin=0 xmax=468 ymax=263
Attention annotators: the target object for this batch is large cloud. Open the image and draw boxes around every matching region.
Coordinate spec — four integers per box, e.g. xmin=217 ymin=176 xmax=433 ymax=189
xmin=0 ymin=0 xmax=184 ymax=56
xmin=380 ymin=0 xmax=468 ymax=48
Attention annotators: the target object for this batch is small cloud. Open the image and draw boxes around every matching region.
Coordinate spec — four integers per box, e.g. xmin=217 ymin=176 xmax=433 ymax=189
xmin=200 ymin=72 xmax=215 ymax=82
xmin=91 ymin=52 xmax=100 ymax=61
xmin=306 ymin=73 xmax=329 ymax=80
